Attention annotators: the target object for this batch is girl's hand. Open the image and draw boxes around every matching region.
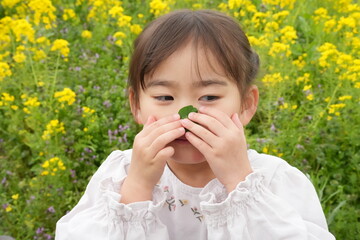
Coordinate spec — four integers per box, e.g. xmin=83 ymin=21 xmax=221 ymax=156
xmin=120 ymin=114 xmax=185 ymax=204
xmin=181 ymin=107 xmax=252 ymax=193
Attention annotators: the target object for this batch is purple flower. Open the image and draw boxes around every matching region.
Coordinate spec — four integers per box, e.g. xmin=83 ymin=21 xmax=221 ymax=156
xmin=45 ymin=234 xmax=53 ymax=240
xmin=47 ymin=206 xmax=55 ymax=213
xmin=103 ymin=100 xmax=111 ymax=108
xmin=2 ymin=203 xmax=9 ymax=209
xmin=36 ymin=227 xmax=44 ymax=235
xmin=77 ymin=85 xmax=85 ymax=93
xmin=93 ymin=85 xmax=100 ymax=90
xmin=70 ymin=169 xmax=76 ymax=178
xmin=1 ymin=177 xmax=6 ymax=185
xmin=270 ymin=124 xmax=276 ymax=132
xmin=0 ymin=138 xmax=4 ymax=143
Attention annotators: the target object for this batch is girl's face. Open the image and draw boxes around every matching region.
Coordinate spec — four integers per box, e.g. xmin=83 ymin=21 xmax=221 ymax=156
xmin=131 ymin=42 xmax=255 ymax=164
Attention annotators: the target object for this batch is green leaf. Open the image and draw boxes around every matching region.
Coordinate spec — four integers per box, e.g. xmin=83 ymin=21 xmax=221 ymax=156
xmin=178 ymin=105 xmax=198 ymax=119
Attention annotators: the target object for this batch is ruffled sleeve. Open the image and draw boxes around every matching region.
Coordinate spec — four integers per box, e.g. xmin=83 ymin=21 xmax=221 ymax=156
xmin=199 ymin=162 xmax=336 ymax=240
xmin=55 ymin=150 xmax=170 ymax=240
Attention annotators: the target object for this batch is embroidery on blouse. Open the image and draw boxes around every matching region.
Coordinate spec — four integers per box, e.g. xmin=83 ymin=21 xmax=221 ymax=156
xmin=166 ymin=196 xmax=176 ymax=211
xmin=163 ymin=186 xmax=204 ymax=222
xmin=191 ymin=206 xmax=204 ymax=222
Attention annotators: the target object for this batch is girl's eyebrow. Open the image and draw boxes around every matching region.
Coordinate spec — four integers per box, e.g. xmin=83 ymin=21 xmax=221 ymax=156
xmin=146 ymin=79 xmax=228 ymax=88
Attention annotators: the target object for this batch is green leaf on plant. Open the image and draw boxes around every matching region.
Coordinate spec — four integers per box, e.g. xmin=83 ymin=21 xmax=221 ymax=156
xmin=178 ymin=105 xmax=198 ymax=119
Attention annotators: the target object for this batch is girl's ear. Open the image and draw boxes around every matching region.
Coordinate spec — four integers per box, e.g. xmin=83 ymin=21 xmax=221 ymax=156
xmin=240 ymin=85 xmax=259 ymax=126
xmin=128 ymin=88 xmax=143 ymax=124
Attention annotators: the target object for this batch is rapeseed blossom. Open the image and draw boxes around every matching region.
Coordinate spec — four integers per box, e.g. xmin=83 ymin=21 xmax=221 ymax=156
xmin=268 ymin=42 xmax=291 ymax=57
xmin=41 ymin=157 xmax=66 ymax=176
xmin=10 ymin=19 xmax=35 ymax=43
xmin=63 ymin=9 xmax=76 ymax=21
xmin=82 ymin=106 xmax=96 ymax=117
xmin=24 ymin=96 xmax=41 ymax=107
xmin=1 ymin=0 xmax=22 ymax=8
xmin=0 ymin=62 xmax=12 ymax=81
xmin=280 ymin=26 xmax=297 ymax=44
xmin=150 ymin=0 xmax=171 ymax=17
xmin=54 ymin=88 xmax=76 ymax=105
xmin=28 ymin=0 xmax=57 ymax=29
xmin=130 ymin=24 xmax=142 ymax=35
xmin=51 ymin=39 xmax=70 ymax=57
xmin=81 ymin=30 xmax=92 ymax=39
xmin=262 ymin=73 xmax=284 ymax=86
xmin=42 ymin=120 xmax=66 ymax=140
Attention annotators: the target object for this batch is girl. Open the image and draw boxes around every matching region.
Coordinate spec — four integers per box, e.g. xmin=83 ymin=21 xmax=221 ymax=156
xmin=55 ymin=9 xmax=335 ymax=240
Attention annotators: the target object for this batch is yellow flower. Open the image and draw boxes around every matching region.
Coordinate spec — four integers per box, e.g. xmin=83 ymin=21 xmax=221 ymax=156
xmin=280 ymin=26 xmax=297 ymax=44
xmin=150 ymin=0 xmax=171 ymax=17
xmin=51 ymin=39 xmax=70 ymax=57
xmin=10 ymin=19 xmax=35 ymax=42
xmin=109 ymin=6 xmax=124 ymax=18
xmin=306 ymin=94 xmax=314 ymax=101
xmin=63 ymin=9 xmax=76 ymax=21
xmin=118 ymin=15 xmax=132 ymax=27
xmin=82 ymin=106 xmax=96 ymax=117
xmin=28 ymin=0 xmax=57 ymax=29
xmin=42 ymin=120 xmax=66 ymax=140
xmin=1 ymin=93 xmax=15 ymax=102
xmin=40 ymin=170 xmax=49 ymax=176
xmin=1 ymin=0 xmax=22 ymax=8
xmin=37 ymin=81 xmax=45 ymax=87
xmin=12 ymin=194 xmax=19 ymax=200
xmin=268 ymin=42 xmax=291 ymax=57
xmin=324 ymin=19 xmax=336 ymax=33
xmin=130 ymin=24 xmax=142 ymax=35
xmin=24 ymin=97 xmax=41 ymax=107
xmin=137 ymin=13 xmax=144 ymax=19
xmin=303 ymin=85 xmax=312 ymax=91
xmin=13 ymin=52 xmax=26 ymax=63
xmin=54 ymin=88 xmax=76 ymax=105
xmin=338 ymin=95 xmax=352 ymax=101
xmin=23 ymin=107 xmax=31 ymax=114
xmin=113 ymin=31 xmax=126 ymax=39
xmin=33 ymin=49 xmax=47 ymax=61
xmin=81 ymin=30 xmax=92 ymax=39
xmin=0 ymin=62 xmax=12 ymax=81
xmin=262 ymin=73 xmax=283 ymax=86
xmin=83 ymin=127 xmax=88 ymax=132
xmin=36 ymin=36 xmax=50 ymax=45
xmin=5 ymin=205 xmax=12 ymax=212
xmin=262 ymin=147 xmax=269 ymax=154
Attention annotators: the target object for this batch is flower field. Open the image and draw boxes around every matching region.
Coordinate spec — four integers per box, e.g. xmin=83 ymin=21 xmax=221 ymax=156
xmin=0 ymin=0 xmax=359 ymax=239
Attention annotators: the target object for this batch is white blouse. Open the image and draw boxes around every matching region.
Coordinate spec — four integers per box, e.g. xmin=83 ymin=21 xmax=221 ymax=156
xmin=55 ymin=149 xmax=335 ymax=240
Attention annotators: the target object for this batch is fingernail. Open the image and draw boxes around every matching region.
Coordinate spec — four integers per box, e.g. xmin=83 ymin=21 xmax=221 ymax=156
xmin=188 ymin=112 xmax=195 ymax=119
xmin=173 ymin=113 xmax=180 ymax=119
xmin=181 ymin=119 xmax=190 ymax=126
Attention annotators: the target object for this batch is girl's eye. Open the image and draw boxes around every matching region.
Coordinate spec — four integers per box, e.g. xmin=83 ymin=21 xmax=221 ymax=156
xmin=154 ymin=96 xmax=174 ymax=101
xmin=199 ymin=96 xmax=219 ymax=101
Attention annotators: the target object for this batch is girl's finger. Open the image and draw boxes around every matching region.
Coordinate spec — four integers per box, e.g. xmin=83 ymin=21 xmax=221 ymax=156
xmin=197 ymin=106 xmax=235 ymax=129
xmin=181 ymin=118 xmax=218 ymax=147
xmin=231 ymin=113 xmax=244 ymax=130
xmin=187 ymin=112 xmax=225 ymax=137
xmin=150 ymin=127 xmax=185 ymax=156
xmin=184 ymin=131 xmax=212 ymax=158
xmin=141 ymin=113 xmax=180 ymax=135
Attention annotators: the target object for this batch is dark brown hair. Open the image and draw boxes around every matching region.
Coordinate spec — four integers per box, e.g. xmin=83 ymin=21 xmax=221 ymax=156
xmin=128 ymin=9 xmax=259 ymax=107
